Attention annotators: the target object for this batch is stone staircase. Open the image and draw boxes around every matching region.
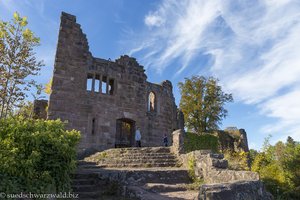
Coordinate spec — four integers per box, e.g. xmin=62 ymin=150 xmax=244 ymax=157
xmin=83 ymin=147 xmax=179 ymax=168
xmin=71 ymin=147 xmax=199 ymax=200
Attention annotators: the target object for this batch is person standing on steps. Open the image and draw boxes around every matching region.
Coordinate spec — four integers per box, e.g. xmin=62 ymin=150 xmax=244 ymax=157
xmin=135 ymin=127 xmax=141 ymax=147
xmin=163 ymin=134 xmax=168 ymax=147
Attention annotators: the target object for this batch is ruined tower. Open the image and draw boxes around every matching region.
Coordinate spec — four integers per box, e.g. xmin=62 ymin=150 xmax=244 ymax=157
xmin=48 ymin=12 xmax=181 ymax=156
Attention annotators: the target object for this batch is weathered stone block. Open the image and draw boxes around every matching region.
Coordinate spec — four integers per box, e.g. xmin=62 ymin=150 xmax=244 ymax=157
xmin=171 ymin=129 xmax=185 ymax=155
xmin=211 ymin=158 xmax=228 ymax=169
xmin=199 ymin=180 xmax=273 ymax=200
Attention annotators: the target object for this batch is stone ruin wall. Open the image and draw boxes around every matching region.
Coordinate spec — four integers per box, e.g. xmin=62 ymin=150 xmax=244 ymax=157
xmin=215 ymin=128 xmax=249 ymax=153
xmin=47 ymin=12 xmax=181 ymax=155
xmin=171 ymin=131 xmax=273 ymax=199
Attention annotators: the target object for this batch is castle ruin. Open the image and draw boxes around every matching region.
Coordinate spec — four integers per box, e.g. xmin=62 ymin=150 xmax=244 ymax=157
xmin=47 ymin=12 xmax=183 ymax=155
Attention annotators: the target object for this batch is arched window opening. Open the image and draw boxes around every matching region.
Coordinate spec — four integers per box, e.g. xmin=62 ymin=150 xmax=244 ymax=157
xmin=148 ymin=92 xmax=156 ymax=112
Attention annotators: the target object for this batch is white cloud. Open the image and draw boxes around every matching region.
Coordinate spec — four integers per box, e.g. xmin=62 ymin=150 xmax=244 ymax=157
xmin=145 ymin=13 xmax=164 ymax=27
xmin=128 ymin=0 xmax=300 ymax=143
xmin=260 ymin=88 xmax=300 ymax=141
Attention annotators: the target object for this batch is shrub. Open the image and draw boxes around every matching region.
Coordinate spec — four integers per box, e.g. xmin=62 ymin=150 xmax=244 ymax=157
xmin=223 ymin=150 xmax=249 ymax=171
xmin=184 ymin=132 xmax=218 ymax=153
xmin=187 ymin=155 xmax=196 ymax=180
xmin=186 ymin=154 xmax=204 ymax=190
xmin=0 ymin=117 xmax=80 ymax=194
xmin=251 ymin=137 xmax=300 ymax=199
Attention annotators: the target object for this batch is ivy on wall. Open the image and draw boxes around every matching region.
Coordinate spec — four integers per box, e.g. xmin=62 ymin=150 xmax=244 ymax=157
xmin=184 ymin=132 xmax=219 ymax=153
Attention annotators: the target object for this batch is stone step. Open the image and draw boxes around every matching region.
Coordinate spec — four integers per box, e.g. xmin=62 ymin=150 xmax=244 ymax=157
xmin=98 ymin=153 xmax=175 ymax=158
xmin=111 ymin=147 xmax=171 ymax=153
xmin=96 ymin=158 xmax=177 ymax=164
xmin=73 ymin=168 xmax=191 ymax=184
xmin=109 ymin=161 xmax=176 ymax=166
xmin=92 ymin=157 xmax=177 ymax=162
xmin=113 ymin=150 xmax=172 ymax=154
xmin=72 ymin=178 xmax=96 ymax=185
xmin=158 ymin=190 xmax=199 ymax=200
xmin=143 ymin=183 xmax=188 ymax=193
xmin=72 ymin=184 xmax=98 ymax=192
xmin=72 ymin=173 xmax=100 ymax=179
xmin=75 ymin=191 xmax=99 ymax=199
xmin=127 ymin=185 xmax=198 ymax=200
xmin=106 ymin=151 xmax=171 ymax=155
xmin=78 ymin=161 xmax=97 ymax=165
xmin=88 ymin=147 xmax=172 ymax=156
xmin=114 ymin=154 xmax=176 ymax=158
xmin=126 ymin=169 xmax=191 ymax=185
xmin=95 ymin=162 xmax=178 ymax=168
xmin=82 ymin=162 xmax=178 ymax=168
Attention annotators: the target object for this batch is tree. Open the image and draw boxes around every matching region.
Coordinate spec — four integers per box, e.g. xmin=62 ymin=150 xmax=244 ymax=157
xmin=251 ymin=136 xmax=300 ymax=199
xmin=0 ymin=12 xmax=43 ymax=119
xmin=249 ymin=149 xmax=258 ymax=166
xmin=178 ymin=76 xmax=233 ymax=133
xmin=44 ymin=77 xmax=52 ymax=95
xmin=13 ymin=100 xmax=33 ymax=118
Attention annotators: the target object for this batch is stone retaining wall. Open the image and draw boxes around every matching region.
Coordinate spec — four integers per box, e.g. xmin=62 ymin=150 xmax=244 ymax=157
xmin=172 ymin=131 xmax=259 ymax=184
xmin=198 ymin=180 xmax=273 ymax=200
xmin=180 ymin=150 xmax=259 ymax=184
xmin=193 ymin=152 xmax=259 ymax=184
xmin=171 ymin=131 xmax=272 ymax=199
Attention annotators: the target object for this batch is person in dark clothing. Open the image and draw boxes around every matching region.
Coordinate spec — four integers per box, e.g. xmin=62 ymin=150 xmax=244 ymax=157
xmin=163 ymin=134 xmax=168 ymax=147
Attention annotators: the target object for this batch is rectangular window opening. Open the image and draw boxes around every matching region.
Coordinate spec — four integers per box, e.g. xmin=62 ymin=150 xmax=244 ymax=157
xmin=92 ymin=118 xmax=95 ymax=135
xmin=86 ymin=73 xmax=93 ymax=91
xmin=109 ymin=79 xmax=114 ymax=95
xmin=95 ymin=74 xmax=100 ymax=93
xmin=102 ymin=76 xmax=107 ymax=94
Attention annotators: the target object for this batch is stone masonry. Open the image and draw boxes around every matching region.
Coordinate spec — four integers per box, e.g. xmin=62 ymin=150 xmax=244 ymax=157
xmin=47 ymin=12 xmax=183 ymax=156
xmin=173 ymin=131 xmax=273 ymax=200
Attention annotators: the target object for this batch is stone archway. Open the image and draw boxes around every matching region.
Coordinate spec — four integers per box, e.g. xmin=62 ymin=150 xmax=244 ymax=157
xmin=115 ymin=118 xmax=136 ymax=148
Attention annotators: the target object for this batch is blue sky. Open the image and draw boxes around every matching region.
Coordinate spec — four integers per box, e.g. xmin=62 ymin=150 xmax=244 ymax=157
xmin=1 ymin=0 xmax=300 ymax=150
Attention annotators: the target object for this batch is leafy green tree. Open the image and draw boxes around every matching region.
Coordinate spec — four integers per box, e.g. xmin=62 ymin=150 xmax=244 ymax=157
xmin=0 ymin=12 xmax=43 ymax=119
xmin=249 ymin=149 xmax=258 ymax=166
xmin=178 ymin=76 xmax=233 ymax=133
xmin=251 ymin=136 xmax=300 ymax=199
xmin=13 ymin=100 xmax=33 ymax=118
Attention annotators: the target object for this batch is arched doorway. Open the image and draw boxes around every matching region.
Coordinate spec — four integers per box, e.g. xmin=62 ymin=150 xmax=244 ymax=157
xmin=115 ymin=118 xmax=136 ymax=148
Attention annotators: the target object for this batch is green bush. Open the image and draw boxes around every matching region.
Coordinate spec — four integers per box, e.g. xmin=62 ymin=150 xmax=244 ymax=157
xmin=223 ymin=150 xmax=249 ymax=171
xmin=251 ymin=137 xmax=300 ymax=199
xmin=0 ymin=117 xmax=80 ymax=194
xmin=184 ymin=132 xmax=218 ymax=153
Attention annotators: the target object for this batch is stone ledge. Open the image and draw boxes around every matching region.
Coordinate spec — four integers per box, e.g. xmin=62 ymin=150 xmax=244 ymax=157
xmin=199 ymin=180 xmax=273 ymax=200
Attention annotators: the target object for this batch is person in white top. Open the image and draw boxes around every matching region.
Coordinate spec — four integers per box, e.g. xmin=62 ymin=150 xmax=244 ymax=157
xmin=135 ymin=127 xmax=141 ymax=147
